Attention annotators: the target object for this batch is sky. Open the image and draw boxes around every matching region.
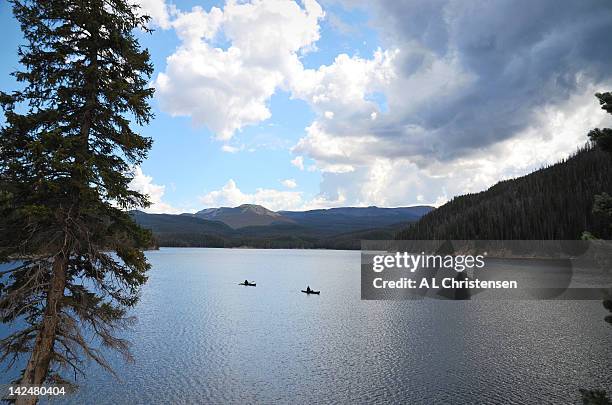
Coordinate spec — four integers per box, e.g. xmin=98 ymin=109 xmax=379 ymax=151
xmin=1 ymin=0 xmax=612 ymax=213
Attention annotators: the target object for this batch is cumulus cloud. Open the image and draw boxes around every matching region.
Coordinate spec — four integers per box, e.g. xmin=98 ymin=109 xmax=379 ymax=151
xmin=359 ymin=0 xmax=612 ymax=160
xmin=313 ymin=82 xmax=612 ymax=207
xmin=141 ymin=0 xmax=612 ymax=209
xmin=199 ymin=179 xmax=354 ymax=211
xmin=135 ymin=0 xmax=172 ymax=28
xmin=221 ymin=144 xmax=243 ymax=153
xmin=300 ymin=190 xmax=347 ymax=210
xmin=291 ymin=155 xmax=305 ymax=170
xmin=152 ymin=0 xmax=324 ymax=140
xmin=281 ymin=178 xmax=297 ymax=188
xmin=129 ymin=167 xmax=184 ymax=214
xmin=291 ymin=49 xmax=397 ymax=121
xmin=291 ymin=0 xmax=612 ymax=206
xmin=199 ymin=179 xmax=303 ymax=211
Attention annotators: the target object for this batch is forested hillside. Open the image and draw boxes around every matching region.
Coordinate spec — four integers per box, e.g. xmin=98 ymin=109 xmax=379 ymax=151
xmin=131 ymin=209 xmax=425 ymax=249
xmin=396 ymin=145 xmax=612 ymax=240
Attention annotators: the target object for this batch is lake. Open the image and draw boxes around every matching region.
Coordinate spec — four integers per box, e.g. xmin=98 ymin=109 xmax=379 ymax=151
xmin=2 ymin=247 xmax=612 ymax=404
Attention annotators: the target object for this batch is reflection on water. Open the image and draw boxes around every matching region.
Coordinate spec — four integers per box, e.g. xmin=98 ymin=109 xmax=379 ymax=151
xmin=1 ymin=248 xmax=611 ymax=404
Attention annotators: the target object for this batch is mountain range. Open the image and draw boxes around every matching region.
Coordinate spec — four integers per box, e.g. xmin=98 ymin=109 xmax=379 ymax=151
xmin=133 ymin=144 xmax=612 ymax=248
xmin=133 ymin=205 xmax=433 ymax=249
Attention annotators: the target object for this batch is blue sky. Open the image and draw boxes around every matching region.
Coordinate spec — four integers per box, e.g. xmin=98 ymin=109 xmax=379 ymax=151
xmin=0 ymin=0 xmax=380 ymax=213
xmin=1 ymin=0 xmax=612 ymax=213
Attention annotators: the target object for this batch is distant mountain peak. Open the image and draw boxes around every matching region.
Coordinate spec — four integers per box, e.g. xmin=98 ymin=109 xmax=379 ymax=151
xmin=193 ymin=203 xmax=292 ymax=228
xmin=235 ymin=204 xmax=282 ymax=217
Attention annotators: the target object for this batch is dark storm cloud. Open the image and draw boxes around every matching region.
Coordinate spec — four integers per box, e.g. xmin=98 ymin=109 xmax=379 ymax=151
xmin=370 ymin=0 xmax=612 ymax=160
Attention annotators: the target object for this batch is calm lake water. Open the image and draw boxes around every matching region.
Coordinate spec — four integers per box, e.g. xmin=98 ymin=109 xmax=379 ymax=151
xmin=2 ymin=247 xmax=612 ymax=404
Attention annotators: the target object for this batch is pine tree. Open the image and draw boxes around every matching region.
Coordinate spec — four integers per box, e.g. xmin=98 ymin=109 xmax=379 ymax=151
xmin=586 ymin=92 xmax=612 ymax=325
xmin=0 ymin=1 xmax=154 ymax=402
xmin=580 ymin=92 xmax=612 ymax=405
xmin=589 ymin=92 xmax=612 ymax=244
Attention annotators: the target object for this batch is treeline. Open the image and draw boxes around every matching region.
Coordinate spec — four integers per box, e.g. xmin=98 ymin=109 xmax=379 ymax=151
xmin=153 ymin=233 xmax=318 ymax=249
xmin=151 ymin=225 xmax=403 ymax=250
xmin=396 ymin=144 xmax=612 ymax=240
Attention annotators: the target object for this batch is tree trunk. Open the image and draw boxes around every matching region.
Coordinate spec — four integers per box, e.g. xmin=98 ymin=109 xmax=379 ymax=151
xmin=16 ymin=255 xmax=67 ymax=405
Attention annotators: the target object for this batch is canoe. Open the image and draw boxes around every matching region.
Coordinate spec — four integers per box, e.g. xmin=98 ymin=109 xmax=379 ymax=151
xmin=301 ymin=290 xmax=320 ymax=294
xmin=239 ymin=282 xmax=256 ymax=286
